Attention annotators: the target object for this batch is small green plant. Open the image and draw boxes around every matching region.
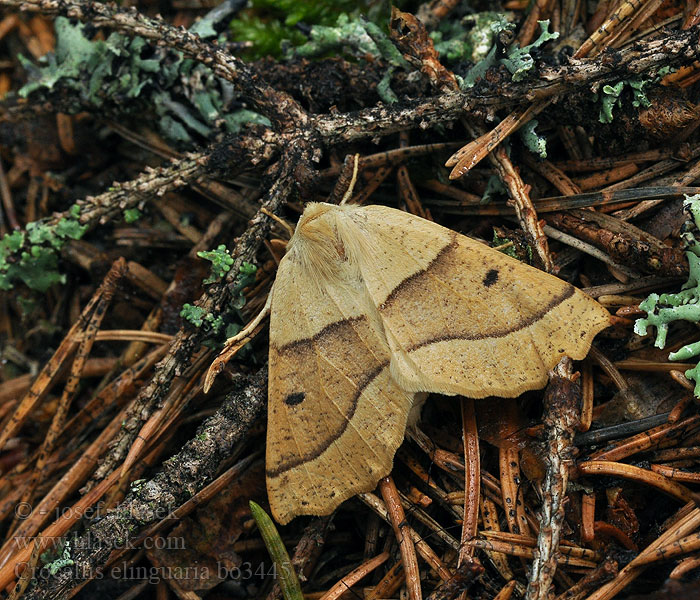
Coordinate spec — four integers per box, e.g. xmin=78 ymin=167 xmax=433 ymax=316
xmin=635 ymin=194 xmax=700 ymax=395
xmin=180 ymin=304 xmax=224 ymax=333
xmin=198 ymin=244 xmax=235 ymax=284
xmin=249 ymin=501 xmax=303 ymax=600
xmin=123 ymin=208 xmax=141 ymax=223
xmin=0 ymin=206 xmax=88 ymax=291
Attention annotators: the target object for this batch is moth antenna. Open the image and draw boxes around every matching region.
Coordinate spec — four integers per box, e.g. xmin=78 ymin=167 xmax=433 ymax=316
xmin=261 ymin=207 xmax=295 ymax=238
xmin=203 ymin=290 xmax=273 ymax=393
xmin=340 ymin=153 xmax=361 ymax=206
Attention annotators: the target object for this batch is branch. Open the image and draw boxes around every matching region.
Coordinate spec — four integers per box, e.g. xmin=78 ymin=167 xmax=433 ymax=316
xmin=23 ymin=368 xmax=267 ymax=600
xmin=0 ymin=0 xmax=307 ymax=128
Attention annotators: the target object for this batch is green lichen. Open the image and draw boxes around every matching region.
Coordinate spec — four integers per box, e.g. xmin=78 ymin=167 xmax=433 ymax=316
xmin=598 ymin=81 xmax=625 ymax=124
xmin=1 ymin=230 xmax=25 ymax=252
xmin=468 ymin=12 xmax=514 ymax=62
xmin=69 ymin=204 xmax=81 ymax=219
xmin=17 ymin=294 xmax=38 ymax=318
xmin=232 ymin=261 xmax=257 ymax=309
xmin=198 ymin=244 xmax=235 ymax=284
xmin=501 ymin=20 xmax=559 ymax=82
xmin=180 ymin=261 xmax=257 ymax=342
xmin=482 ymin=175 xmax=508 ymax=204
xmin=464 ymin=20 xmax=558 ymax=89
xmin=180 ymin=304 xmax=205 ymax=327
xmin=290 ymin=13 xmax=409 ymax=103
xmin=293 ymin=14 xmax=402 ymax=63
xmin=635 ymin=194 xmax=700 ymax=395
xmin=432 ymin=12 xmax=514 ymax=65
xmin=42 ymin=541 xmax=74 ymax=576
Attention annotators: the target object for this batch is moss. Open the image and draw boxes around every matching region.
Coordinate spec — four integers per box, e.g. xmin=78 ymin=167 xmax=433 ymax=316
xmin=233 ymin=261 xmax=258 ymax=309
xmin=229 ymin=0 xmax=380 ymax=60
xmin=492 ymin=232 xmax=520 ymax=260
xmin=198 ymin=244 xmax=235 ymax=284
xmin=180 ymin=304 xmax=207 ymax=328
xmin=123 ymin=208 xmax=141 ymax=223
xmin=0 ymin=211 xmax=87 ymax=291
xmin=180 ymin=304 xmax=225 ymax=333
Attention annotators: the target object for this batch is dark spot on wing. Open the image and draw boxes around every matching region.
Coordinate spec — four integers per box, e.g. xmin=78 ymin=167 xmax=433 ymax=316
xmin=483 ymin=268 xmax=499 ymax=287
xmin=285 ymin=392 xmax=305 ymax=406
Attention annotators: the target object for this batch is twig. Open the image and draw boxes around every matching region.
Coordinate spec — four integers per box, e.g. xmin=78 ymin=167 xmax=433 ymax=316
xmin=92 ymin=156 xmax=298 ymax=484
xmin=359 ymin=492 xmax=453 ymax=582
xmin=459 ymin=399 xmax=479 ymax=564
xmin=379 ymin=476 xmax=423 ymax=600
xmin=425 ymin=562 xmax=484 ymax=600
xmin=320 ymin=552 xmax=390 ymax=600
xmin=266 ymin=517 xmax=331 ymax=600
xmin=554 ymin=557 xmax=617 ymax=600
xmin=577 ymin=461 xmax=695 ymax=503
xmin=0 ymin=0 xmax=307 ymax=127
xmin=525 ymin=358 xmax=580 ymax=600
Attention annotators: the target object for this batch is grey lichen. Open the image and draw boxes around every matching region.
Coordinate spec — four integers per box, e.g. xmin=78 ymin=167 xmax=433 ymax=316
xmin=519 ymin=119 xmax=547 ymax=158
xmin=18 ymin=17 xmax=270 ymax=146
xmin=464 ymin=20 xmax=559 ymax=89
xmin=635 ymin=194 xmax=700 ymax=395
xmin=291 ymin=14 xmax=410 ymax=104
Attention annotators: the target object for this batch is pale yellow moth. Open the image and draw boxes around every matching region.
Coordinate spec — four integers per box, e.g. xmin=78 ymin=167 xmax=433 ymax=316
xmin=260 ymin=202 xmax=609 ymax=524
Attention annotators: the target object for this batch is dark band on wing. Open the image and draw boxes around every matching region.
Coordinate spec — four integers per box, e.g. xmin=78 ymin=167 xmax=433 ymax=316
xmin=266 ymin=361 xmax=389 ymax=477
xmin=406 ymin=285 xmax=576 ymax=351
xmin=276 ymin=315 xmax=366 ymax=354
xmin=380 ymin=234 xmax=458 ymax=311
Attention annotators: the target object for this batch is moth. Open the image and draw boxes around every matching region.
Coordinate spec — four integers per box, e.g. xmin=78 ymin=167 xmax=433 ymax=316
xmin=255 ymin=203 xmax=609 ymax=524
